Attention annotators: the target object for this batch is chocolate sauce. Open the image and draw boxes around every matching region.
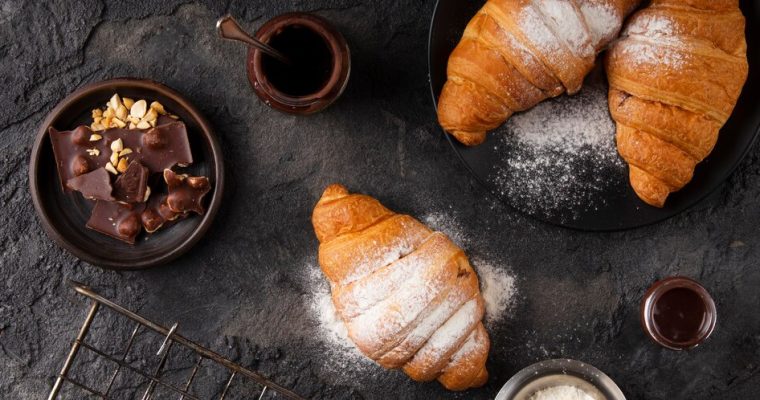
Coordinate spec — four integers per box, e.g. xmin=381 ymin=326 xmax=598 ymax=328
xmin=652 ymin=287 xmax=707 ymax=344
xmin=640 ymin=276 xmax=717 ymax=350
xmin=261 ymin=24 xmax=333 ymax=96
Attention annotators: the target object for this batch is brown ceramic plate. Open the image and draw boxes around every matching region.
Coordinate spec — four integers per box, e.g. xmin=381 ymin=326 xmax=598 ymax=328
xmin=29 ymin=78 xmax=224 ymax=269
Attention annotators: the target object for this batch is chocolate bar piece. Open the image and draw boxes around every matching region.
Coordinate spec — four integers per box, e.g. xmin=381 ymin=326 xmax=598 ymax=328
xmin=164 ymin=169 xmax=211 ymax=215
xmin=49 ymin=122 xmax=193 ymax=190
xmin=141 ymin=194 xmax=183 ymax=233
xmin=114 ymin=161 xmax=150 ymax=203
xmin=86 ymin=201 xmax=145 ymax=244
xmin=65 ymin=167 xmax=114 ymax=201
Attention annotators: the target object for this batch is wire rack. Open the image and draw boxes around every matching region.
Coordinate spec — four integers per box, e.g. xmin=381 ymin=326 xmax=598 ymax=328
xmin=48 ymin=280 xmax=306 ymax=400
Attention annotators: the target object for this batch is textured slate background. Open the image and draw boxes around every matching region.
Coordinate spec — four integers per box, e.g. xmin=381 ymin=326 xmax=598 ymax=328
xmin=2 ymin=1 xmax=759 ymax=399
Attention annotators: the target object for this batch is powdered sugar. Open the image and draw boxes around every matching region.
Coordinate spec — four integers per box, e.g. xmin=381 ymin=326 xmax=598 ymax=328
xmin=422 ymin=211 xmax=470 ymax=247
xmin=489 ymin=68 xmax=625 ymax=220
xmin=518 ymin=4 xmax=563 ymax=55
xmin=473 ymin=259 xmax=517 ymax=326
xmin=307 ymin=263 xmax=376 ymax=371
xmin=423 ymin=212 xmax=518 ymax=326
xmin=537 ymin=0 xmax=594 ymax=58
xmin=307 ymin=212 xmax=518 ymax=368
xmin=529 ymin=385 xmax=599 ymax=400
xmin=410 ymin=299 xmax=481 ymax=363
xmin=624 ymin=38 xmax=687 ymax=69
xmin=579 ymin=2 xmax=620 ymax=47
xmin=621 ymin=15 xmax=686 ymax=69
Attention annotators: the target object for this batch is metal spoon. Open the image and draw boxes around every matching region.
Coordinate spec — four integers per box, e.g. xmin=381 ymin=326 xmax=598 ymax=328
xmin=216 ymin=15 xmax=291 ymax=65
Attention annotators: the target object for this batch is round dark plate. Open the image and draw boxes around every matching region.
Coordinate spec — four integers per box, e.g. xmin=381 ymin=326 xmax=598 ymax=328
xmin=29 ymin=78 xmax=224 ymax=269
xmin=428 ymin=0 xmax=760 ymax=231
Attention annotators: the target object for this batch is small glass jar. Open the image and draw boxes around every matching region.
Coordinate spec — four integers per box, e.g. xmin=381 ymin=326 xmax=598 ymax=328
xmin=247 ymin=12 xmax=351 ymax=115
xmin=640 ymin=276 xmax=717 ymax=350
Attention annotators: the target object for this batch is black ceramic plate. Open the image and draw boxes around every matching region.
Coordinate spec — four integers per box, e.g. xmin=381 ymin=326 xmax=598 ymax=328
xmin=428 ymin=0 xmax=760 ymax=231
xmin=29 ymin=78 xmax=224 ymax=269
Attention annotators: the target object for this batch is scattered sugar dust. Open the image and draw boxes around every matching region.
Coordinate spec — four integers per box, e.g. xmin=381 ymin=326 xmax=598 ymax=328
xmin=305 ymin=212 xmax=517 ymax=372
xmin=422 ymin=210 xmax=471 ymax=248
xmin=488 ymin=69 xmax=626 ymax=221
xmin=423 ymin=211 xmax=518 ymax=327
xmin=305 ymin=262 xmax=377 ymax=373
xmin=472 ymin=259 xmax=517 ymax=327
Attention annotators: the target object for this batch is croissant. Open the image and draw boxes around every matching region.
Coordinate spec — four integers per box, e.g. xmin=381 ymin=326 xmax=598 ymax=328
xmin=311 ymin=184 xmax=489 ymax=391
xmin=437 ymin=0 xmax=641 ymax=146
xmin=605 ymin=0 xmax=748 ymax=207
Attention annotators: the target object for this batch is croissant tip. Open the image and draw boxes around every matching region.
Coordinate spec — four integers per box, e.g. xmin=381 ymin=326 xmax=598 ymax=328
xmin=320 ymin=183 xmax=349 ymax=201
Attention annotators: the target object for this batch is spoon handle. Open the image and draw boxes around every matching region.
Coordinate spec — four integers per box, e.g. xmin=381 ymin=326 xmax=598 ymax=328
xmin=216 ymin=15 xmax=291 ymax=65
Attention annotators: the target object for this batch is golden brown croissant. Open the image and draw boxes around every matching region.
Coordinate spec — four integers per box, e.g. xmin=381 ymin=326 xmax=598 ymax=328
xmin=437 ymin=0 xmax=641 ymax=146
xmin=605 ymin=0 xmax=748 ymax=207
xmin=311 ymin=184 xmax=489 ymax=391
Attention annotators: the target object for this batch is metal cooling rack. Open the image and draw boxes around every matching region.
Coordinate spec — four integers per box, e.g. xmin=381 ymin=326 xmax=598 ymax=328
xmin=48 ymin=280 xmax=305 ymax=400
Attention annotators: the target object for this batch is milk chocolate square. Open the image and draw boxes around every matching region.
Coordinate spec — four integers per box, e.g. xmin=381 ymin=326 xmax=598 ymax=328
xmin=114 ymin=161 xmax=150 ymax=203
xmin=86 ymin=201 xmax=145 ymax=244
xmin=65 ymin=167 xmax=114 ymax=201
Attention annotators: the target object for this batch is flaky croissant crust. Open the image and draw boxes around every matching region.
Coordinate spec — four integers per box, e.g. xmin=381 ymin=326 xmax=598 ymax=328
xmin=437 ymin=0 xmax=640 ymax=146
xmin=606 ymin=0 xmax=748 ymax=207
xmin=312 ymin=184 xmax=489 ymax=391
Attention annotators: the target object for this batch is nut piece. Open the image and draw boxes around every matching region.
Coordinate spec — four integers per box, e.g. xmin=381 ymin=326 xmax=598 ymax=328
xmin=150 ymin=101 xmax=166 ymax=115
xmin=136 ymin=120 xmax=151 ymax=129
xmin=143 ymin=186 xmax=152 ymax=202
xmin=72 ymin=155 xmax=90 ymax=176
xmin=116 ymin=157 xmax=129 ymax=173
xmin=92 ymin=108 xmax=103 ymax=118
xmin=130 ymin=99 xmax=147 ymax=119
xmin=128 ymin=122 xmax=136 ymax=129
xmin=104 ymin=163 xmax=118 ymax=175
xmin=110 ymin=138 xmax=124 ymax=153
xmin=86 ymin=148 xmax=100 ymax=157
xmin=169 ymin=114 xmax=179 ymax=119
xmin=117 ymin=214 xmax=141 ymax=237
xmin=122 ymin=97 xmax=135 ymax=109
xmin=116 ymin=104 xmax=128 ymax=120
xmin=109 ymin=151 xmax=119 ymax=167
xmin=109 ymin=93 xmax=123 ymax=111
xmin=119 ymin=148 xmax=133 ymax=157
xmin=112 ymin=117 xmax=127 ymax=128
xmin=89 ymin=134 xmax=102 ymax=141
xmin=144 ymin=108 xmax=158 ymax=123
xmin=90 ymin=122 xmax=104 ymax=131
xmin=103 ymin=107 xmax=115 ymax=118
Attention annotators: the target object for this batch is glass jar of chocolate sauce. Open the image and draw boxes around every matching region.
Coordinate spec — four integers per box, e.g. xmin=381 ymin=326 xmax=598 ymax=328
xmin=640 ymin=276 xmax=717 ymax=350
xmin=247 ymin=13 xmax=350 ymax=115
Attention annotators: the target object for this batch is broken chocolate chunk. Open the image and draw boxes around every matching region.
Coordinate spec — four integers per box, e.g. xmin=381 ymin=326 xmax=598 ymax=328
xmin=49 ymin=122 xmax=193 ymax=191
xmin=66 ymin=168 xmax=114 ymax=201
xmin=113 ymin=161 xmax=150 ymax=203
xmin=141 ymin=194 xmax=182 ymax=233
xmin=164 ymin=169 xmax=210 ymax=215
xmin=86 ymin=201 xmax=146 ymax=244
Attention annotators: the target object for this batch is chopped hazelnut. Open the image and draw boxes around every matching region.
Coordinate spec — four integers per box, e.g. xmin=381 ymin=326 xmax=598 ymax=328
xmin=130 ymin=99 xmax=147 ymax=119
xmin=104 ymin=163 xmax=118 ymax=175
xmin=110 ymin=138 xmax=124 ymax=153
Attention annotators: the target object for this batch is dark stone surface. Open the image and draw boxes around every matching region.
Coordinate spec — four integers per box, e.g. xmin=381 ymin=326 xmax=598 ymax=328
xmin=1 ymin=1 xmax=759 ymax=399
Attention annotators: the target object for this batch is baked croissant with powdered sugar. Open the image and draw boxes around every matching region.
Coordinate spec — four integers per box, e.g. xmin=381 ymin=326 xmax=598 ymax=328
xmin=437 ymin=0 xmax=641 ymax=146
xmin=605 ymin=0 xmax=748 ymax=207
xmin=311 ymin=184 xmax=489 ymax=391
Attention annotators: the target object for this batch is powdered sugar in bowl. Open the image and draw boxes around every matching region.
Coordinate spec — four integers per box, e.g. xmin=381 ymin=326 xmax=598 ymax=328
xmin=494 ymin=359 xmax=625 ymax=400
